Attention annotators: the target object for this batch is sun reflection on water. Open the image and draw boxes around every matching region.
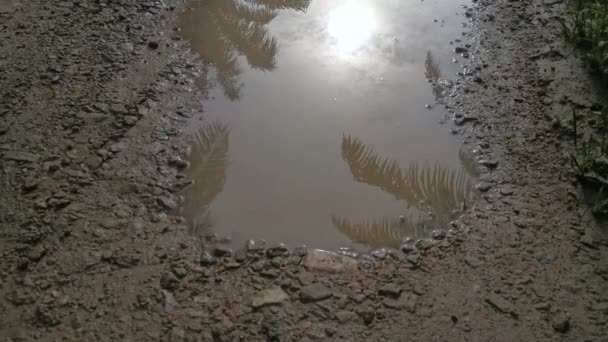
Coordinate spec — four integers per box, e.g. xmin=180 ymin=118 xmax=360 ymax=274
xmin=328 ymin=2 xmax=376 ymax=55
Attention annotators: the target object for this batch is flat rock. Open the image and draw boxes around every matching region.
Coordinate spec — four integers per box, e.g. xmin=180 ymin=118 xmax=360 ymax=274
xmin=303 ymin=249 xmax=357 ymax=273
xmin=485 ymin=294 xmax=518 ymax=318
xmin=3 ymin=151 xmax=41 ymax=163
xmin=252 ymin=287 xmax=289 ymax=308
xmin=382 ymin=294 xmax=418 ymax=312
xmin=335 ymin=310 xmax=357 ymax=324
xmin=378 ymin=283 xmax=402 ymax=298
xmin=300 ymin=283 xmax=332 ymax=302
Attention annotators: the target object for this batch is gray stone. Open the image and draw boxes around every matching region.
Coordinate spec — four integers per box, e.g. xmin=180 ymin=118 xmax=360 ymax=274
xmin=476 ymin=182 xmax=491 ymax=192
xmin=3 ymin=151 xmax=41 ymax=163
xmin=200 ymin=251 xmax=217 ymax=266
xmin=552 ymin=314 xmax=570 ymax=333
xmin=356 ymin=306 xmax=376 ymax=325
xmin=464 ymin=256 xmax=483 ymax=268
xmin=431 ymin=229 xmax=447 ymax=240
xmin=266 ymin=243 xmax=289 ymax=258
xmin=400 ymin=242 xmax=417 ymax=254
xmin=110 ymin=103 xmax=128 ymax=115
xmin=252 ymin=287 xmax=289 ymax=308
xmin=302 ymin=249 xmax=358 ymax=273
xmin=378 ymin=283 xmax=402 ymax=298
xmin=335 ymin=310 xmax=357 ymax=324
xmin=246 ymin=239 xmax=266 ymax=252
xmin=157 ymin=196 xmax=178 ymax=210
xmin=485 ymin=294 xmax=518 ymax=318
xmin=213 ymin=246 xmax=233 ymax=257
xmin=160 ymin=272 xmax=179 ymax=291
xmin=382 ymin=294 xmax=418 ymax=312
xmin=296 ymin=271 xmax=315 ymax=286
xmin=479 ymin=159 xmax=498 ymax=168
xmin=406 ymin=254 xmax=420 ymax=265
xmin=300 ymin=283 xmax=332 ymax=302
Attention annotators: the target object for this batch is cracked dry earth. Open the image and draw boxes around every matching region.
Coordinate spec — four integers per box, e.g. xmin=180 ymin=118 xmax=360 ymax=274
xmin=1 ymin=0 xmax=608 ymax=341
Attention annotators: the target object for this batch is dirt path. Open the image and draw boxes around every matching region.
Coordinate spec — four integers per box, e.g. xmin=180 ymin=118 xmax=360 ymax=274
xmin=1 ymin=0 xmax=607 ymax=341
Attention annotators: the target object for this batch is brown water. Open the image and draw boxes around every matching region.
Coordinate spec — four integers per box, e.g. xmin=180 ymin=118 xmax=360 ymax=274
xmin=176 ymin=0 xmax=477 ymax=250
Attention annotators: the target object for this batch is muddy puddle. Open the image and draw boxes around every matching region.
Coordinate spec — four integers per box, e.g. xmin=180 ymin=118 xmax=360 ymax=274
xmin=176 ymin=0 xmax=477 ymax=250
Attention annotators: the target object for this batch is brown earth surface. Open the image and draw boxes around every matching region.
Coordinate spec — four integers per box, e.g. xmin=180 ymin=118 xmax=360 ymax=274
xmin=1 ymin=0 xmax=607 ymax=341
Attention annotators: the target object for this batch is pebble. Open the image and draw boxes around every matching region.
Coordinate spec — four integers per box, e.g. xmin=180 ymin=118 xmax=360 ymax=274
xmin=159 ymin=272 xmax=180 ymax=291
xmin=335 ymin=310 xmax=358 ymax=324
xmin=200 ymin=251 xmax=217 ymax=266
xmin=400 ymin=242 xmax=417 ymax=254
xmin=485 ymin=294 xmax=518 ymax=318
xmin=378 ymin=283 xmax=402 ymax=298
xmin=356 ymin=306 xmax=376 ymax=325
xmin=157 ymin=196 xmax=178 ymax=210
xmin=552 ymin=314 xmax=570 ymax=333
xmin=476 ymin=182 xmax=491 ymax=192
xmin=251 ymin=287 xmax=289 ymax=308
xmin=213 ymin=246 xmax=233 ymax=257
xmin=300 ymin=283 xmax=332 ymax=302
xmin=147 ymin=41 xmax=159 ymax=49
xmin=302 ymin=249 xmax=357 ymax=273
xmin=431 ymin=229 xmax=447 ymax=240
xmin=110 ymin=103 xmax=128 ymax=115
xmin=266 ymin=243 xmax=289 ymax=258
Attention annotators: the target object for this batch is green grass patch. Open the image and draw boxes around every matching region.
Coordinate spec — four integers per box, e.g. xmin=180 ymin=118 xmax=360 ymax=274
xmin=561 ymin=0 xmax=608 ymax=75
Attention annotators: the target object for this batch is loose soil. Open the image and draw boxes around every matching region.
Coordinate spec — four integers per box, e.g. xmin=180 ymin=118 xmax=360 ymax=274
xmin=0 ymin=0 xmax=607 ymax=341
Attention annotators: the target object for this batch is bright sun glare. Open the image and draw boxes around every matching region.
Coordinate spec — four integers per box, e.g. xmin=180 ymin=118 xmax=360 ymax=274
xmin=328 ymin=2 xmax=376 ymax=55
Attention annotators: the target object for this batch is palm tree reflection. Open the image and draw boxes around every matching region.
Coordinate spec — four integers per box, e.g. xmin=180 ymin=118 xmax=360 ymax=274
xmin=180 ymin=122 xmax=231 ymax=239
xmin=333 ymin=135 xmax=475 ymax=247
xmin=177 ymin=0 xmax=311 ymax=100
xmin=331 ymin=215 xmax=424 ymax=247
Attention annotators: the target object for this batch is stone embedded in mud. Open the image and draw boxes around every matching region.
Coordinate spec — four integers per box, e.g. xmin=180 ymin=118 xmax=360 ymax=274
xmin=3 ymin=151 xmax=41 ymax=163
xmin=157 ymin=196 xmax=178 ymax=210
xmin=266 ymin=243 xmax=289 ymax=258
xmin=251 ymin=286 xmax=290 ymax=308
xmin=300 ymin=283 xmax=332 ymax=302
xmin=213 ymin=246 xmax=233 ymax=258
xmin=485 ymin=294 xmax=518 ymax=319
xmin=335 ymin=310 xmax=358 ymax=324
xmin=475 ymin=182 xmax=491 ymax=192
xmin=356 ymin=306 xmax=376 ymax=325
xmin=552 ymin=314 xmax=570 ymax=333
xmin=431 ymin=229 xmax=447 ymax=240
xmin=200 ymin=251 xmax=217 ymax=266
xmin=400 ymin=242 xmax=417 ymax=254
xmin=378 ymin=283 xmax=402 ymax=298
xmin=160 ymin=272 xmax=180 ymax=291
xmin=479 ymin=159 xmax=498 ymax=169
xmin=246 ymin=239 xmax=266 ymax=252
xmin=109 ymin=103 xmax=128 ymax=115
xmin=302 ymin=249 xmax=358 ymax=273
xmin=382 ymin=294 xmax=418 ymax=312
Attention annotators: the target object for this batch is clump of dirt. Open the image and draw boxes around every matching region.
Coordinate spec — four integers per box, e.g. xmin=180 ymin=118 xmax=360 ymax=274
xmin=0 ymin=0 xmax=607 ymax=341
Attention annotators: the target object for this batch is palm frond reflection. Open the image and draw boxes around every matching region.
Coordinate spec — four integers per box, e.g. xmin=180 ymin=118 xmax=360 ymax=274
xmin=331 ymin=214 xmax=423 ymax=247
xmin=178 ymin=0 xmax=311 ymax=100
xmin=334 ymin=135 xmax=475 ymax=246
xmin=181 ymin=122 xmax=231 ymax=238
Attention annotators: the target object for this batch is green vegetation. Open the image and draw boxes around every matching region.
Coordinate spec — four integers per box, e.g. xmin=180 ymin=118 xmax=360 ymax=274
xmin=561 ymin=0 xmax=608 ymax=75
xmin=570 ymin=108 xmax=608 ymax=216
xmin=561 ymin=1 xmax=608 ymax=215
